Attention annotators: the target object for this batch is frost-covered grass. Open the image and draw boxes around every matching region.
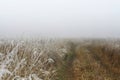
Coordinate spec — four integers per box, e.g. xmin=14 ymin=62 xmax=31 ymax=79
xmin=0 ymin=38 xmax=69 ymax=80
xmin=0 ymin=38 xmax=120 ymax=80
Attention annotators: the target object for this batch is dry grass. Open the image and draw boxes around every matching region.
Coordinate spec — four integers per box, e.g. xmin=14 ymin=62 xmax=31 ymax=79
xmin=0 ymin=38 xmax=120 ymax=80
xmin=0 ymin=38 xmax=69 ymax=80
xmin=57 ymin=39 xmax=120 ymax=80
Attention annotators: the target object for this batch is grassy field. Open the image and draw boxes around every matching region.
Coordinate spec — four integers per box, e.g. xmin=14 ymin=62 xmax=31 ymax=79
xmin=0 ymin=38 xmax=120 ymax=80
xmin=57 ymin=39 xmax=120 ymax=80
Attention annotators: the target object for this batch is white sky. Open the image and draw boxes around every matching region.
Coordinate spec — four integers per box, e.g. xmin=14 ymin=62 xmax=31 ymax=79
xmin=0 ymin=0 xmax=120 ymax=38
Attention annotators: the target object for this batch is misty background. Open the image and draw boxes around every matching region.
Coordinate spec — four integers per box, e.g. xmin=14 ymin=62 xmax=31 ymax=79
xmin=0 ymin=0 xmax=120 ymax=38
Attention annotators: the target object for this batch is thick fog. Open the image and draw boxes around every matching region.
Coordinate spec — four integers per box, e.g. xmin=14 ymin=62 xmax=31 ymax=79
xmin=0 ymin=0 xmax=120 ymax=38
